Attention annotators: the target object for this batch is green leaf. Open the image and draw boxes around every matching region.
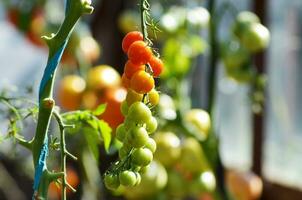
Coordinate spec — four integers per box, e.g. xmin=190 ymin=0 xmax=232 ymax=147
xmin=98 ymin=120 xmax=112 ymax=152
xmin=92 ymin=104 xmax=106 ymax=116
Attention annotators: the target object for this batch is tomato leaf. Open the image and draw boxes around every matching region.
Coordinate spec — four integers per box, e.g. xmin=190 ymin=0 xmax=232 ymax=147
xmin=92 ymin=104 xmax=106 ymax=116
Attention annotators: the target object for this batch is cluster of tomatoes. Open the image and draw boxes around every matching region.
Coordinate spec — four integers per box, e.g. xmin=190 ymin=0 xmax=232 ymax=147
xmin=121 ymin=31 xmax=163 ymax=93
xmin=221 ymin=11 xmax=270 ymax=83
xmin=103 ymin=31 xmax=163 ymax=190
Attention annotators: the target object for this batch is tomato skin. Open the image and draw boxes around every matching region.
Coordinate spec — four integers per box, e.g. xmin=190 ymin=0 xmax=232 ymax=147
xmin=130 ymin=70 xmax=154 ymax=94
xmin=121 ymin=73 xmax=131 ymax=89
xmin=116 ymin=123 xmax=127 ymax=141
xmin=128 ymin=102 xmax=152 ymax=124
xmin=145 ymin=117 xmax=158 ymax=134
xmin=128 ymin=41 xmax=153 ymax=65
xmin=104 ymin=174 xmax=120 ymax=190
xmin=124 ymin=60 xmax=145 ymax=79
xmin=126 ymin=89 xmax=143 ymax=106
xmin=98 ymin=87 xmax=126 ymax=129
xmin=148 ymin=89 xmax=159 ymax=106
xmin=149 ymin=56 xmax=164 ymax=77
xmin=145 ymin=138 xmax=157 ymax=153
xmin=87 ymin=65 xmax=121 ymax=91
xmin=126 ymin=126 xmax=149 ymax=148
xmin=119 ymin=170 xmax=137 ymax=187
xmin=122 ymin=31 xmax=144 ymax=53
xmin=131 ymin=148 xmax=153 ymax=166
xmin=57 ymin=75 xmax=86 ymax=111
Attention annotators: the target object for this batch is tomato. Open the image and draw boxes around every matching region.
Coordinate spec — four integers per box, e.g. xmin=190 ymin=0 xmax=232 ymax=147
xmin=87 ymin=65 xmax=121 ymax=91
xmin=149 ymin=56 xmax=164 ymax=77
xmin=119 ymin=145 xmax=131 ymax=159
xmin=120 ymin=100 xmax=128 ymax=116
xmin=166 ymin=170 xmax=188 ymax=198
xmin=126 ymin=126 xmax=149 ymax=148
xmin=79 ymin=36 xmax=101 ymax=63
xmin=99 ymin=87 xmax=126 ymax=129
xmin=145 ymin=137 xmax=156 ymax=153
xmin=179 ymin=137 xmax=208 ymax=173
xmin=148 ymin=89 xmax=159 ymax=106
xmin=131 ymin=148 xmax=153 ymax=166
xmin=119 ymin=170 xmax=137 ymax=187
xmin=130 ymin=70 xmax=154 ymax=94
xmin=57 ymin=75 xmax=86 ymax=111
xmin=81 ymin=90 xmax=98 ymax=109
xmin=233 ymin=11 xmax=260 ymax=39
xmin=123 ymin=161 xmax=167 ymax=199
xmin=104 ymin=174 xmax=120 ymax=190
xmin=121 ymin=73 xmax=131 ymax=89
xmin=154 ymin=132 xmax=181 ymax=167
xmin=241 ymin=23 xmax=270 ymax=52
xmin=184 ymin=109 xmax=211 ymax=140
xmin=134 ymin=172 xmax=141 ymax=185
xmin=122 ymin=31 xmax=143 ymax=53
xmin=145 ymin=116 xmax=158 ymax=134
xmin=226 ymin=170 xmax=263 ymax=200
xmin=127 ymin=102 xmax=152 ymax=124
xmin=189 ymin=171 xmax=216 ymax=196
xmin=116 ymin=123 xmax=127 ymax=141
xmin=124 ymin=60 xmax=145 ymax=79
xmin=118 ymin=11 xmax=140 ymax=34
xmin=221 ymin=40 xmax=249 ymax=70
xmin=128 ymin=41 xmax=153 ymax=65
xmin=126 ymin=89 xmax=143 ymax=106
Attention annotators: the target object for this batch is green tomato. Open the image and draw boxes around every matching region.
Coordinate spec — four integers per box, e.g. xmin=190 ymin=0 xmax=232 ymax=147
xmin=116 ymin=123 xmax=126 ymax=142
xmin=119 ymin=145 xmax=131 ymax=159
xmin=241 ymin=23 xmax=270 ymax=52
xmin=119 ymin=170 xmax=137 ymax=187
xmin=132 ymin=148 xmax=153 ymax=166
xmin=154 ymin=132 xmax=181 ymax=167
xmin=104 ymin=174 xmax=120 ymax=190
xmin=145 ymin=117 xmax=158 ymax=134
xmin=120 ymin=100 xmax=128 ymax=116
xmin=134 ymin=172 xmax=142 ymax=186
xmin=126 ymin=126 xmax=149 ymax=148
xmin=233 ymin=11 xmax=260 ymax=39
xmin=179 ymin=137 xmax=208 ymax=173
xmin=128 ymin=102 xmax=152 ymax=124
xmin=184 ymin=109 xmax=211 ymax=140
xmin=145 ymin=137 xmax=157 ymax=153
xmin=221 ymin=40 xmax=250 ymax=70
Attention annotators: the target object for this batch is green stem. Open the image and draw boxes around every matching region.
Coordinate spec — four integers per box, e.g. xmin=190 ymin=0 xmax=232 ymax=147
xmin=31 ymin=1 xmax=93 ymax=199
xmin=140 ymin=0 xmax=148 ymax=42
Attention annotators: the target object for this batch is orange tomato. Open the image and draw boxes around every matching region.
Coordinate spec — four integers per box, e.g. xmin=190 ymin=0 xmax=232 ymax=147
xmin=148 ymin=89 xmax=159 ymax=106
xmin=99 ymin=87 xmax=127 ymax=129
xmin=128 ymin=41 xmax=153 ymax=65
xmin=87 ymin=65 xmax=121 ymax=91
xmin=122 ymin=31 xmax=143 ymax=53
xmin=124 ymin=60 xmax=145 ymax=79
xmin=122 ymin=73 xmax=131 ymax=89
xmin=81 ymin=90 xmax=99 ymax=109
xmin=57 ymin=75 xmax=86 ymax=111
xmin=79 ymin=36 xmax=101 ymax=63
xmin=130 ymin=70 xmax=154 ymax=94
xmin=149 ymin=56 xmax=164 ymax=77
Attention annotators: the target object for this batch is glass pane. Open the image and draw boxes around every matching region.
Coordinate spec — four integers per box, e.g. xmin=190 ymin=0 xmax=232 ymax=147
xmin=264 ymin=0 xmax=302 ymax=189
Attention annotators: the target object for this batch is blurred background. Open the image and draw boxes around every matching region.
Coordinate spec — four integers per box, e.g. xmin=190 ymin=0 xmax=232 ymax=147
xmin=0 ymin=0 xmax=302 ymax=200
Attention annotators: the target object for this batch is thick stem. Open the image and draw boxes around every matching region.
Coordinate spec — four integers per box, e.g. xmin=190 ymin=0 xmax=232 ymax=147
xmin=140 ymin=0 xmax=148 ymax=41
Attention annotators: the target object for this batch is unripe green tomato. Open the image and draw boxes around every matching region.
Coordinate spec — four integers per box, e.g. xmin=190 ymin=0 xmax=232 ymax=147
xmin=132 ymin=148 xmax=153 ymax=166
xmin=119 ymin=170 xmax=137 ymax=187
xmin=221 ymin=40 xmax=250 ymax=70
xmin=145 ymin=116 xmax=158 ymax=134
xmin=119 ymin=145 xmax=131 ymax=159
xmin=233 ymin=11 xmax=260 ymax=39
xmin=116 ymin=123 xmax=126 ymax=141
xmin=241 ymin=23 xmax=270 ymax=53
xmin=184 ymin=109 xmax=211 ymax=140
xmin=104 ymin=174 xmax=120 ymax=190
xmin=120 ymin=100 xmax=128 ymax=116
xmin=154 ymin=132 xmax=181 ymax=167
xmin=126 ymin=126 xmax=149 ymax=148
xmin=135 ymin=172 xmax=142 ymax=185
xmin=145 ymin=137 xmax=157 ymax=153
xmin=226 ymin=66 xmax=255 ymax=83
xmin=124 ymin=116 xmax=136 ymax=130
xmin=128 ymin=102 xmax=152 ymax=124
